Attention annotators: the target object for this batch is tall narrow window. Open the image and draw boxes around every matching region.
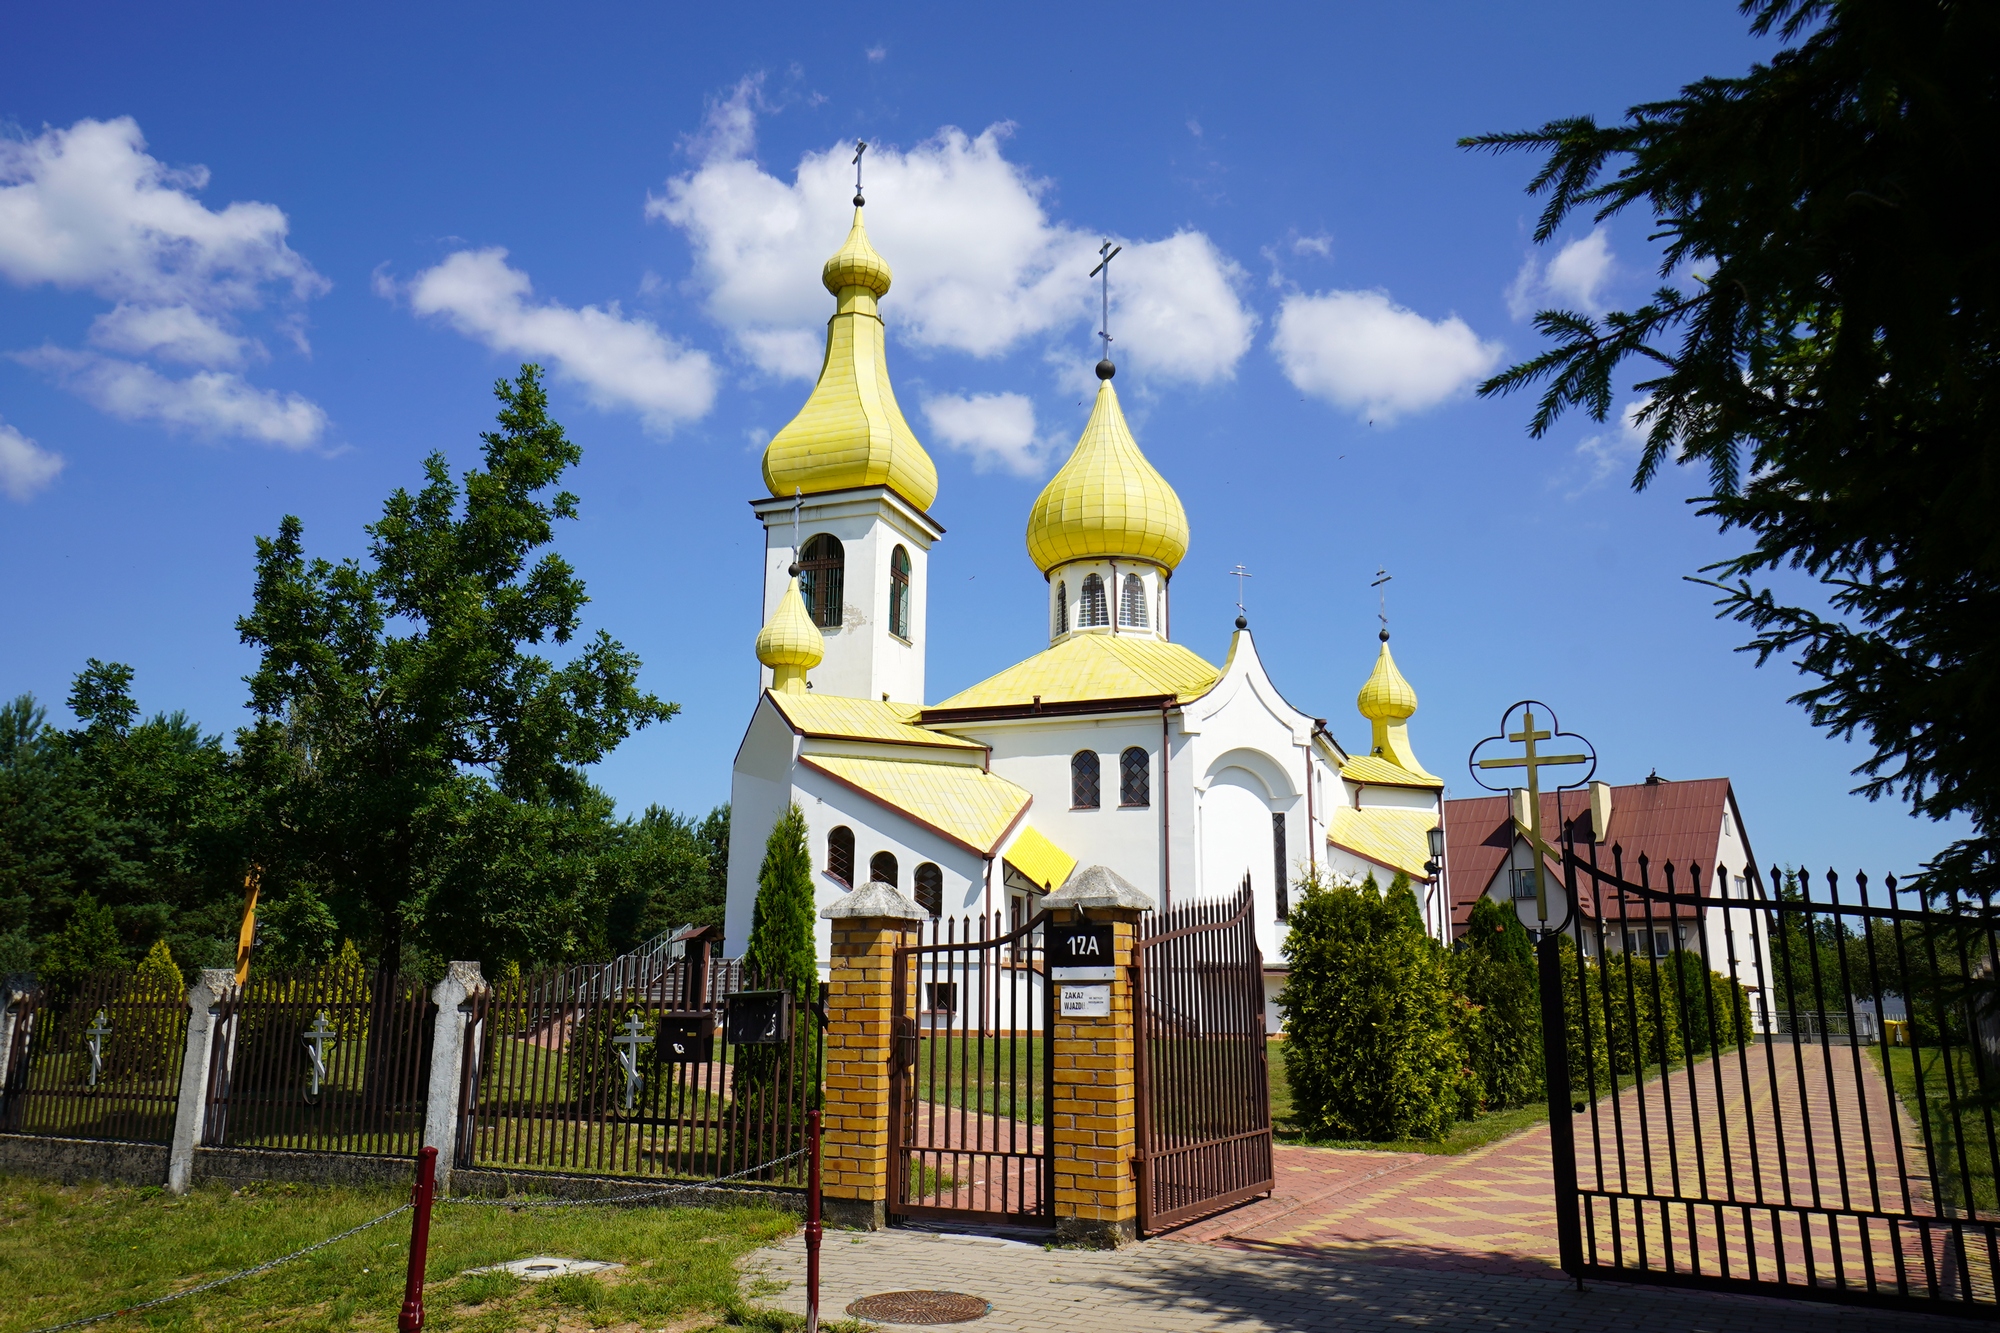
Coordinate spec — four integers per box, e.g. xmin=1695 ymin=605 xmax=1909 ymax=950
xmin=914 ymin=862 xmax=943 ymax=916
xmin=889 ymin=545 xmax=912 ymax=639
xmin=1119 ymin=747 xmax=1150 ymax=807
xmin=869 ymin=851 xmax=898 ymax=886
xmin=1071 ymin=751 xmax=1100 ymax=809
xmin=1077 ymin=574 xmax=1108 ymax=627
xmin=1119 ymin=573 xmax=1148 ymax=628
xmin=1273 ymin=813 xmax=1289 ymax=920
xmin=827 ymin=826 xmax=854 ymax=886
xmin=798 ymin=534 xmax=845 ymax=628
xmin=1054 ymin=582 xmax=1068 ymax=636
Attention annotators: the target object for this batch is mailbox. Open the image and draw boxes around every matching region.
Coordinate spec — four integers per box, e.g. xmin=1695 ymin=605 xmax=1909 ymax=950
xmin=657 ymin=1014 xmax=713 ymax=1063
xmin=724 ymin=990 xmax=792 ymax=1046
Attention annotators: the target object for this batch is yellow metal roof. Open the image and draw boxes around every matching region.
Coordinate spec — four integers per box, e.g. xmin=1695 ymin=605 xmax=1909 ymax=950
xmin=1002 ymin=825 xmax=1076 ymax=893
xmin=1025 ymin=378 xmax=1188 ymax=573
xmin=800 ymin=754 xmax=1031 ymax=856
xmin=1357 ymin=638 xmax=1418 ymax=721
xmin=1339 ymin=754 xmax=1442 ymax=789
xmin=762 ymin=208 xmax=938 ymax=512
xmin=755 ymin=577 xmax=824 ymax=670
xmin=930 ymin=633 xmax=1220 ymax=711
xmin=768 ymin=692 xmax=983 ymax=752
xmin=1329 ymin=806 xmax=1440 ymax=881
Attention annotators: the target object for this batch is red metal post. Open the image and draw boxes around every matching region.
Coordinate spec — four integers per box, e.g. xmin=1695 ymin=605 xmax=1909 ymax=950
xmin=806 ymin=1109 xmax=822 ymax=1333
xmin=398 ymin=1145 xmax=437 ymax=1333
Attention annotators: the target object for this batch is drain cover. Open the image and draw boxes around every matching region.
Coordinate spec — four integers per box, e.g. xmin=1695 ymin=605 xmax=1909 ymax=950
xmin=846 ymin=1290 xmax=992 ymax=1324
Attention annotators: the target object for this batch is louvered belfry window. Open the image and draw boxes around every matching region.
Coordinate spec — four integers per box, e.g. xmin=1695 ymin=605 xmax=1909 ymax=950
xmin=798 ymin=533 xmax=845 ymax=628
xmin=1072 ymin=751 xmax=1101 ymax=809
xmin=1120 ymin=746 xmax=1150 ymax=807
xmin=1119 ymin=573 xmax=1148 ymax=628
xmin=1078 ymin=574 xmax=1108 ymax=627
xmin=827 ymin=826 xmax=855 ymax=886
xmin=889 ymin=545 xmax=912 ymax=639
xmin=1054 ymin=582 xmax=1068 ymax=636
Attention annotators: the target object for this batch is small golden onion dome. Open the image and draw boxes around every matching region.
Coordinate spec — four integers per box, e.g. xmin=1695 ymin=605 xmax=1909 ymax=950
xmin=763 ymin=207 xmax=938 ymax=512
xmin=1357 ymin=637 xmax=1419 ymax=722
xmin=1025 ymin=378 xmax=1189 ymax=573
xmin=756 ymin=578 xmax=823 ymax=693
xmin=822 ymin=209 xmax=893 ymax=298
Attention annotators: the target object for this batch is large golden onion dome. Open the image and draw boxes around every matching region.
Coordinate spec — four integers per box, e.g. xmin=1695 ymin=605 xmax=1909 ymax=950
xmin=1024 ymin=376 xmax=1188 ymax=574
xmin=762 ymin=208 xmax=938 ymax=512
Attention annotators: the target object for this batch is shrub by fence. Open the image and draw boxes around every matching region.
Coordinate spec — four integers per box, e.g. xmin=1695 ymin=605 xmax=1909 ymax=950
xmin=1 ymin=966 xmax=187 ymax=1143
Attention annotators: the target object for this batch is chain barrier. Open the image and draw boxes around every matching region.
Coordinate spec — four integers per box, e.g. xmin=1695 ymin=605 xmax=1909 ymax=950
xmin=23 ymin=1148 xmax=809 ymax=1333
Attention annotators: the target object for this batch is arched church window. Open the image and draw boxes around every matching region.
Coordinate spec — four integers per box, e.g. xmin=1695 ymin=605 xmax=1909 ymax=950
xmin=1120 ymin=747 xmax=1150 ymax=807
xmin=870 ymin=851 xmax=899 ymax=887
xmin=914 ymin=862 xmax=943 ymax=916
xmin=1119 ymin=573 xmax=1148 ymax=628
xmin=827 ymin=826 xmax=855 ymax=886
xmin=1078 ymin=574 xmax=1108 ymax=628
xmin=1273 ymin=813 xmax=1289 ymax=921
xmin=1071 ymin=751 xmax=1101 ymax=809
xmin=889 ymin=545 xmax=912 ymax=639
xmin=1054 ymin=582 xmax=1068 ymax=636
xmin=799 ymin=534 xmax=845 ymax=629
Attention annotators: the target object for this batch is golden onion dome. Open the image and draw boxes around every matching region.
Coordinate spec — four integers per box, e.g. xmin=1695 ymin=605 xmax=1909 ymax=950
xmin=762 ymin=207 xmax=938 ymax=512
xmin=756 ymin=577 xmax=824 ymax=674
xmin=1356 ymin=636 xmax=1419 ymax=722
xmin=1025 ymin=377 xmax=1189 ymax=574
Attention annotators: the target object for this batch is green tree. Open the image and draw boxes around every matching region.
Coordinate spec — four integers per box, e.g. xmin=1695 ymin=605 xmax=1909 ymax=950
xmin=603 ymin=804 xmax=731 ymax=955
xmin=1278 ymin=872 xmax=1465 ymax=1141
xmin=745 ymin=804 xmax=816 ymax=1004
xmin=1455 ymin=898 xmax=1542 ymax=1110
xmin=236 ymin=365 xmax=676 ymax=969
xmin=1465 ymin=0 xmax=2000 ymax=894
xmin=39 ymin=894 xmax=122 ymax=1000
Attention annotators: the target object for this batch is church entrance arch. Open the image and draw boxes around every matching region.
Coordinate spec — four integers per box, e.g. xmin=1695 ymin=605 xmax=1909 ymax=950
xmin=888 ymin=909 xmax=1053 ymax=1228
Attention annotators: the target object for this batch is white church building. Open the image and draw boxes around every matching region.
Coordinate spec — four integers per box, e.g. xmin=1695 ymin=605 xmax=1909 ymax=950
xmin=722 ymin=203 xmax=1448 ymax=1027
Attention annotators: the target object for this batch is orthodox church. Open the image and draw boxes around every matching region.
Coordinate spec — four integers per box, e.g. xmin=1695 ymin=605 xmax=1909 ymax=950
xmin=721 ymin=202 xmax=1447 ymax=1027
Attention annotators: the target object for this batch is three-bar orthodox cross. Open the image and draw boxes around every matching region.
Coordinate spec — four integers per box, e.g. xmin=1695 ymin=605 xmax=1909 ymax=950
xmin=85 ymin=1008 xmax=111 ymax=1087
xmin=613 ymin=1010 xmax=654 ymax=1111
xmin=303 ymin=1010 xmax=337 ymax=1097
xmin=1089 ymin=239 xmax=1122 ymax=364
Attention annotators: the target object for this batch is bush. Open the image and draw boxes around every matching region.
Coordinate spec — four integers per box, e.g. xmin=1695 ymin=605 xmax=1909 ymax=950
xmin=1455 ymin=898 xmax=1542 ymax=1110
xmin=1278 ymin=871 xmax=1466 ymax=1141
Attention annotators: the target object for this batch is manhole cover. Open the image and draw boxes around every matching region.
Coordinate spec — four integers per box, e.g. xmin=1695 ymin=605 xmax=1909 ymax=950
xmin=846 ymin=1290 xmax=991 ymax=1324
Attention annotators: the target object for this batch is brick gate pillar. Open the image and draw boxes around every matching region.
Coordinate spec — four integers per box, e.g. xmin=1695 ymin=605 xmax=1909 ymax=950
xmin=1042 ymin=866 xmax=1155 ymax=1248
xmin=820 ymin=883 xmax=926 ymax=1230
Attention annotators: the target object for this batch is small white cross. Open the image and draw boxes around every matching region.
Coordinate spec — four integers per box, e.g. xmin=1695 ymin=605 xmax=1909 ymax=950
xmin=303 ymin=1010 xmax=337 ymax=1097
xmin=84 ymin=1009 xmax=111 ymax=1087
xmin=612 ymin=1011 xmax=654 ymax=1110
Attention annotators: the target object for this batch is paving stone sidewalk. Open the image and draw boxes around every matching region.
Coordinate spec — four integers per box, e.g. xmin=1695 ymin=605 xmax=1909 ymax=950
xmin=747 ymin=1227 xmax=1965 ymax=1332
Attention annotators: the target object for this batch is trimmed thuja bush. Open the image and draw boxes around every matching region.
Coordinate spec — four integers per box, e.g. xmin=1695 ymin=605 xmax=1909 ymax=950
xmin=1454 ymin=897 xmax=1542 ymax=1111
xmin=1279 ymin=870 xmax=1470 ymax=1141
xmin=736 ymin=803 xmax=818 ymax=1120
xmin=1558 ymin=934 xmax=1752 ymax=1103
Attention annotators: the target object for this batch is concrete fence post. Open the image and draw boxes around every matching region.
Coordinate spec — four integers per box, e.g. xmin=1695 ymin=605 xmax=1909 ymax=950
xmin=422 ymin=961 xmax=486 ymax=1193
xmin=166 ymin=968 xmax=238 ymax=1194
xmin=1042 ymin=866 xmax=1155 ymax=1248
xmin=0 ymin=976 xmax=33 ymax=1095
xmin=820 ymin=883 xmax=926 ymax=1230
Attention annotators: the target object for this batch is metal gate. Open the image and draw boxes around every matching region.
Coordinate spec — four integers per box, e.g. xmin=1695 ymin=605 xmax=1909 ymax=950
xmin=1134 ymin=882 xmax=1274 ymax=1233
xmin=1543 ymin=839 xmax=2000 ymax=1316
xmin=889 ymin=910 xmax=1052 ymax=1227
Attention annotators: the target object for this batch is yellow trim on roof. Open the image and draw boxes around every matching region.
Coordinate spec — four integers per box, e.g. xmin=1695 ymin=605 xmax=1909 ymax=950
xmin=768 ymin=692 xmax=984 ymax=752
xmin=799 ymin=754 xmax=1031 ymax=856
xmin=931 ymin=634 xmax=1220 ymax=711
xmin=1328 ymin=806 xmax=1440 ymax=881
xmin=1339 ymin=754 xmax=1442 ymax=789
xmin=1002 ymin=826 xmax=1076 ymax=894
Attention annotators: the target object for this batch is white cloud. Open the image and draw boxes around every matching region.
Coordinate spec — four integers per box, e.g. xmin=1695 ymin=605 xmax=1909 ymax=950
xmin=0 ymin=117 xmax=331 ymax=441
xmin=15 ymin=347 xmax=327 ymax=448
xmin=865 ymin=44 xmax=887 ymax=63
xmin=921 ymin=391 xmax=1052 ymax=476
xmin=0 ymin=421 xmax=64 ymax=501
xmin=1568 ymin=398 xmax=1650 ymax=496
xmin=648 ymin=90 xmax=1254 ymax=384
xmin=1507 ymin=228 xmax=1614 ymax=319
xmin=1270 ymin=289 xmax=1501 ymax=422
xmin=403 ymin=247 xmax=717 ymax=433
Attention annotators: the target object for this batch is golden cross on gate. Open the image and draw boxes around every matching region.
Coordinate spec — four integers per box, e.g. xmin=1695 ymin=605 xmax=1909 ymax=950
xmin=1474 ymin=706 xmax=1590 ymax=924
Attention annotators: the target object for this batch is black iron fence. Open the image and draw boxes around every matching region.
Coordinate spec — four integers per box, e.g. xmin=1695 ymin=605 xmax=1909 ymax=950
xmin=1 ymin=968 xmax=187 ymax=1143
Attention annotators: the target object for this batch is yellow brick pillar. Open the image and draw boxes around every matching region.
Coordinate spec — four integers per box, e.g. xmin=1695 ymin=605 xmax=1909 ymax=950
xmin=819 ymin=882 xmax=926 ymax=1230
xmin=1042 ymin=865 xmax=1155 ymax=1248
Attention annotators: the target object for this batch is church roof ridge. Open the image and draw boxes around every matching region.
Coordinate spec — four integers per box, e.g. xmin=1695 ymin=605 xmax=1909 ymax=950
xmin=926 ymin=633 xmax=1220 ymax=714
xmin=799 ymin=753 xmax=1032 ymax=857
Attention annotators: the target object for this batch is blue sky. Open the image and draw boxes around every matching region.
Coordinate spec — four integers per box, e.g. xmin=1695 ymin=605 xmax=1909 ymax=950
xmin=0 ymin=2 xmax=1956 ymax=876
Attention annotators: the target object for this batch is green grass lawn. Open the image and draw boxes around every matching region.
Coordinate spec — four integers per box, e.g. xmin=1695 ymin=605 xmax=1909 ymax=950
xmin=911 ymin=1036 xmax=1044 ymax=1123
xmin=1868 ymin=1044 xmax=2000 ymax=1215
xmin=0 ymin=1176 xmax=838 ymax=1333
xmin=1266 ymin=1038 xmax=1550 ymax=1156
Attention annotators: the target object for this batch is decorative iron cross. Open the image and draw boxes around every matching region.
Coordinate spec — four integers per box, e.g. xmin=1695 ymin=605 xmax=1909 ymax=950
xmin=613 ymin=1010 xmax=654 ymax=1111
xmin=1471 ymin=702 xmax=1595 ymax=926
xmin=303 ymin=1010 xmax=336 ymax=1097
xmin=1372 ymin=567 xmax=1392 ymax=637
xmin=1228 ymin=564 xmax=1253 ymax=621
xmin=1089 ymin=238 xmax=1122 ymax=363
xmin=84 ymin=1009 xmax=111 ymax=1087
xmin=852 ymin=140 xmax=868 ymax=206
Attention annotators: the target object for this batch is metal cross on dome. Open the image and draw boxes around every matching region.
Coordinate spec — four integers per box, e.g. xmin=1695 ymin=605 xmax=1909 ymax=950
xmin=85 ymin=1008 xmax=111 ymax=1088
xmin=1089 ymin=239 xmax=1122 ymax=365
xmin=1227 ymin=564 xmax=1252 ymax=622
xmin=303 ymin=1010 xmax=336 ymax=1098
xmin=852 ymin=140 xmax=868 ymax=206
xmin=1469 ymin=701 xmax=1596 ymax=928
xmin=613 ymin=1010 xmax=654 ymax=1111
xmin=1372 ymin=567 xmax=1392 ymax=637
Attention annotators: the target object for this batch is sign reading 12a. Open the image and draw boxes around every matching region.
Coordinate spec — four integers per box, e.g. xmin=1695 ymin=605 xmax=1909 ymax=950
xmin=1051 ymin=922 xmax=1116 ymax=981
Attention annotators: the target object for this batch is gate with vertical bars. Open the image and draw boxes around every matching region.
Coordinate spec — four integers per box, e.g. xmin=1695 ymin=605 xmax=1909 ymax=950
xmin=1543 ymin=839 xmax=2000 ymax=1316
xmin=1133 ymin=881 xmax=1274 ymax=1233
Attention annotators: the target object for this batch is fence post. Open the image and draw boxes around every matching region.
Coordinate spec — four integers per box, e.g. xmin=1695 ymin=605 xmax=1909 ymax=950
xmin=820 ymin=884 xmax=925 ymax=1230
xmin=0 ymin=976 xmax=31 ymax=1096
xmin=399 ymin=1145 xmax=438 ymax=1333
xmin=166 ymin=968 xmax=238 ymax=1194
xmin=1043 ymin=867 xmax=1154 ymax=1248
xmin=421 ymin=962 xmax=485 ymax=1194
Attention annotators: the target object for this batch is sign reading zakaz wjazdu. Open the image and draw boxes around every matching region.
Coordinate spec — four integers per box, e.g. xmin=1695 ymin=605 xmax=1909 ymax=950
xmin=1050 ymin=921 xmax=1116 ymax=981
